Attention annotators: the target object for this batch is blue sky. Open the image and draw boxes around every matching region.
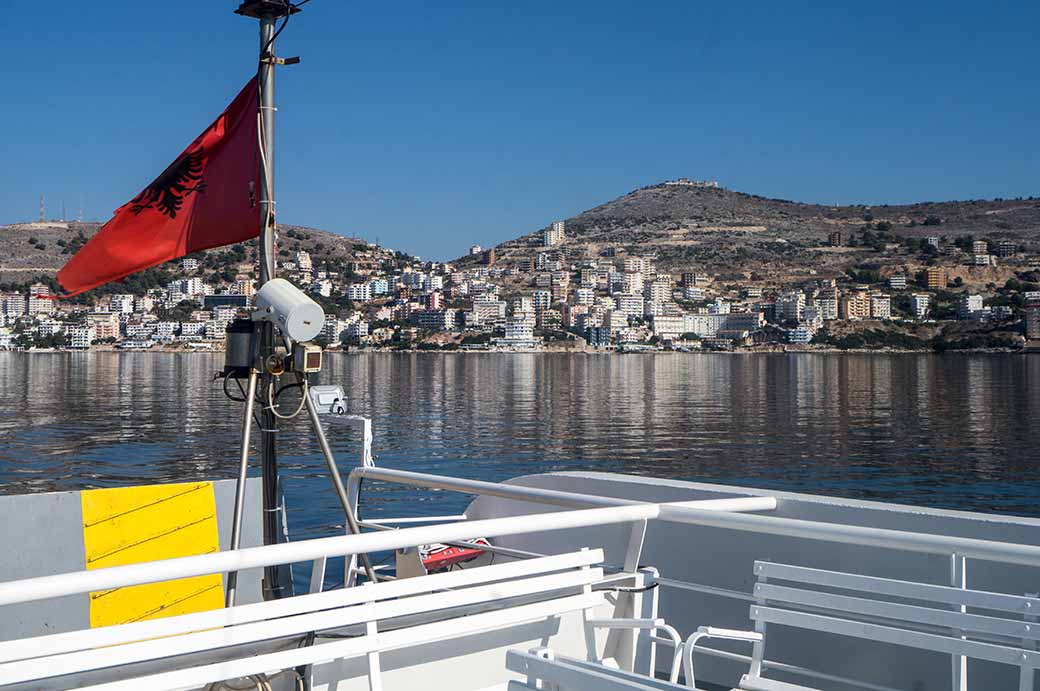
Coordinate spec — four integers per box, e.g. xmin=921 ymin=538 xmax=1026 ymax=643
xmin=2 ymin=0 xmax=1037 ymax=260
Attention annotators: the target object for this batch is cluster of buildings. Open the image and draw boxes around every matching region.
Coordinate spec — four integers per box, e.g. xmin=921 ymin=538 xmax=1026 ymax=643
xmin=2 ymin=222 xmax=1038 ymax=351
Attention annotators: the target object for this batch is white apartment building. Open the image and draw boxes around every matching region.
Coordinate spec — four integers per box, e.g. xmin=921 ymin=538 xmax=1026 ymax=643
xmin=788 ymin=326 xmax=814 ymax=344
xmin=184 ymin=278 xmax=205 ymax=296
xmin=296 ymin=251 xmax=313 ymax=273
xmin=708 ymin=298 xmax=731 ymax=316
xmin=180 ymin=322 xmax=206 ymax=338
xmin=348 ymin=283 xmax=372 ymax=302
xmin=682 ymin=286 xmax=705 ymax=302
xmin=870 ymin=294 xmax=891 ymax=320
xmin=154 ymin=322 xmax=179 ymax=341
xmin=212 ymin=306 xmax=239 ymax=323
xmin=682 ymin=313 xmax=728 ymax=338
xmin=575 ymin=288 xmax=595 ymax=306
xmin=645 ymin=278 xmax=671 ymax=304
xmin=469 ymin=245 xmax=483 ymax=256
xmin=181 ymin=258 xmax=199 ymax=272
xmin=532 ymin=290 xmax=552 ymax=312
xmin=543 ymin=220 xmax=565 ymax=247
xmin=775 ymin=291 xmax=805 ymax=322
xmin=136 ymin=295 xmax=155 ymax=313
xmin=321 ymin=316 xmax=346 ymax=343
xmin=472 ymin=297 xmax=507 ymax=324
xmin=888 ymin=275 xmax=907 ymax=290
xmin=813 ymin=295 xmax=839 ymax=321
xmin=69 ymin=326 xmax=96 ymax=349
xmin=126 ymin=322 xmax=157 ymax=340
xmin=958 ymin=294 xmax=984 ymax=319
xmin=26 ymin=283 xmax=52 ymax=315
xmin=368 ymin=278 xmax=389 ymax=296
xmin=622 ymin=272 xmax=644 ymax=295
xmin=2 ymin=293 xmax=27 ymax=317
xmin=512 ymin=296 xmax=534 ymax=314
xmin=111 ymin=294 xmax=136 ymax=314
xmin=613 ymin=293 xmax=644 ymax=320
xmin=651 ymin=314 xmax=684 ymax=340
xmin=38 ymin=319 xmax=63 ymax=337
xmin=912 ymin=294 xmax=930 ymax=320
xmin=345 ymin=320 xmax=370 ymax=341
xmin=314 ymin=280 xmax=333 ymax=298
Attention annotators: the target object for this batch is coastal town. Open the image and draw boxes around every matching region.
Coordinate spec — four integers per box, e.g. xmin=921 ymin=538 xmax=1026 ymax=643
xmin=2 ymin=204 xmax=1039 ymax=353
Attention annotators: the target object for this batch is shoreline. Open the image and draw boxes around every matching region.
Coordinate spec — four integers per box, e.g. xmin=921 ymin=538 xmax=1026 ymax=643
xmin=2 ymin=346 xmax=1031 ymax=356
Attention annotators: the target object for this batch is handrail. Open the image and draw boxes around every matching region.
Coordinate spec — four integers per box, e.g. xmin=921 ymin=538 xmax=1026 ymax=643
xmin=0 ymin=503 xmax=658 ymax=608
xmin=656 ymin=504 xmax=1040 ymax=568
xmin=354 ymin=468 xmax=1040 ymax=569
xmin=350 ymin=467 xmax=778 ymax=512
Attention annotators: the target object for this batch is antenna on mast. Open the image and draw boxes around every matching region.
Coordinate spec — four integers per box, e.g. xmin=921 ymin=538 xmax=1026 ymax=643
xmin=39 ymin=194 xmax=45 ymax=222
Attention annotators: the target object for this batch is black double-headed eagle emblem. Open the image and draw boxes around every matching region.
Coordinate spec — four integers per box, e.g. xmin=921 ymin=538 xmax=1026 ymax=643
xmin=130 ymin=146 xmax=207 ymax=219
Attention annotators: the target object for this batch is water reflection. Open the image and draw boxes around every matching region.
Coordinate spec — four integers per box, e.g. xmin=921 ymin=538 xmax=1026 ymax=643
xmin=0 ymin=352 xmax=1037 ymax=540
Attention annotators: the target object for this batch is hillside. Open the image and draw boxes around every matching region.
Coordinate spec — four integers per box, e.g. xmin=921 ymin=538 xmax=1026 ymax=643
xmin=0 ymin=221 xmax=407 ymax=294
xmin=460 ymin=182 xmax=1040 ymax=277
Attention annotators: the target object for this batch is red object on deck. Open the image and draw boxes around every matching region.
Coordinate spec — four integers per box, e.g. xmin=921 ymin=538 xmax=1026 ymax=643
xmin=57 ymin=77 xmax=260 ymax=297
xmin=419 ymin=538 xmax=490 ymax=572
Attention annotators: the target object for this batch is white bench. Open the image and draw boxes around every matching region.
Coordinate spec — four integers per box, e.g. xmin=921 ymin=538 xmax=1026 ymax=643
xmin=0 ymin=549 xmax=607 ymax=691
xmin=684 ymin=560 xmax=1040 ymax=691
xmin=507 ymin=647 xmax=689 ymax=691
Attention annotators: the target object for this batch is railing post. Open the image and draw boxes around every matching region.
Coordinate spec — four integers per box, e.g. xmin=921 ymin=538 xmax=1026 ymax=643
xmin=345 ymin=473 xmax=363 ymax=588
xmin=1020 ymin=591 xmax=1037 ymax=691
xmin=950 ymin=553 xmax=967 ymax=691
xmin=363 ymin=583 xmax=384 ymax=691
xmin=632 ymin=567 xmax=660 ymax=677
xmin=308 ymin=556 xmax=327 ymax=594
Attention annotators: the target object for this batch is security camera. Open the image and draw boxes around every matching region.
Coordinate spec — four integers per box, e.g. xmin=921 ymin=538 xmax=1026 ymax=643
xmin=254 ymin=278 xmax=325 ymax=342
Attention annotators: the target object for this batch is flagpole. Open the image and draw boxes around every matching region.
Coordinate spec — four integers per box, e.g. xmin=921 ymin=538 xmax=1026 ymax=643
xmin=236 ymin=0 xmax=299 ymax=600
xmin=258 ymin=14 xmax=276 ymax=285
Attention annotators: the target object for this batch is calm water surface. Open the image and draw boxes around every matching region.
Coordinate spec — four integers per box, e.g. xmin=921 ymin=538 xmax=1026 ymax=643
xmin=0 ymin=352 xmax=1037 ymax=542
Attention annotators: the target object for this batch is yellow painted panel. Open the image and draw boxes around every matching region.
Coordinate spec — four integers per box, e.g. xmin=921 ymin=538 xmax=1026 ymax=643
xmin=81 ymin=482 xmax=224 ymax=628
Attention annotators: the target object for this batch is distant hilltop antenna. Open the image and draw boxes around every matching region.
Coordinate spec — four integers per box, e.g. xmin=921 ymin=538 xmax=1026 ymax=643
xmin=39 ymin=194 xmax=45 ymax=222
xmin=78 ymin=195 xmax=84 ymax=223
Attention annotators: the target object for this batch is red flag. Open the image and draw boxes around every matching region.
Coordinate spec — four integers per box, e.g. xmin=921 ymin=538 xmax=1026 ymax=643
xmin=57 ymin=77 xmax=261 ymax=297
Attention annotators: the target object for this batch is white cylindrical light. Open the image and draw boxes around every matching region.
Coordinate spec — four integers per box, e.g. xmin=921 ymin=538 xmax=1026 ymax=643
xmin=255 ymin=278 xmax=325 ymax=342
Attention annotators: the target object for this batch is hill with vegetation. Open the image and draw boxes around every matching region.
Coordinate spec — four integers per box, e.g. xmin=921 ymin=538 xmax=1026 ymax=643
xmin=458 ymin=182 xmax=1040 ymax=278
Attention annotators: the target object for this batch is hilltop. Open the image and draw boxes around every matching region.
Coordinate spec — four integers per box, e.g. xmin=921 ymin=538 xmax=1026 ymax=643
xmin=458 ymin=181 xmax=1040 ymax=280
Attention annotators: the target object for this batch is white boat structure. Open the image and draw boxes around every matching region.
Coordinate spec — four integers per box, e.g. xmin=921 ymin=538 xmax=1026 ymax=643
xmin=2 ymin=449 xmax=1040 ymax=691
xmin=2 ymin=3 xmax=1039 ymax=691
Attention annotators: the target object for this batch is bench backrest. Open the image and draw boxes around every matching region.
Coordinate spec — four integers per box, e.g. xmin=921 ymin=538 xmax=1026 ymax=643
xmin=0 ymin=549 xmax=606 ymax=690
xmin=507 ymin=649 xmax=686 ymax=691
xmin=747 ymin=560 xmax=1040 ymax=690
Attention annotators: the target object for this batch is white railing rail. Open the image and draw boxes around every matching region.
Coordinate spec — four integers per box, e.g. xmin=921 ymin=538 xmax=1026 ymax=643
xmin=0 ymin=503 xmax=657 ymax=608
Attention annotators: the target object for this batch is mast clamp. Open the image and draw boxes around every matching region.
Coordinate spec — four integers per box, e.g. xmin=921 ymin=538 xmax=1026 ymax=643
xmin=261 ymin=55 xmax=301 ymax=66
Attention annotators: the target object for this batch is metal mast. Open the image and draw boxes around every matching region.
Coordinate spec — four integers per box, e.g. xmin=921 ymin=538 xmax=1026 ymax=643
xmin=235 ymin=0 xmax=300 ymax=599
